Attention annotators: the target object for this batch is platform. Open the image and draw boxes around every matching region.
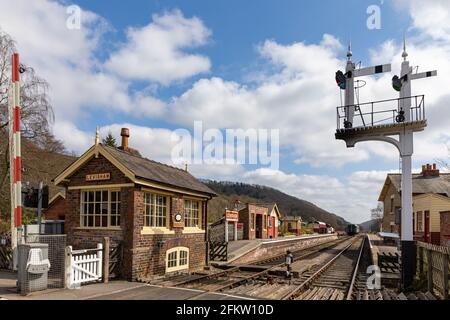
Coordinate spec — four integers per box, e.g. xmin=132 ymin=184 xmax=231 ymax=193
xmin=367 ymin=234 xmax=401 ymax=287
xmin=214 ymin=233 xmax=338 ymax=266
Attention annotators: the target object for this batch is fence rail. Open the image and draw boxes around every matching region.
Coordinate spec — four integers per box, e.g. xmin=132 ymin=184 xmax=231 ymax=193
xmin=416 ymin=241 xmax=449 ymax=299
xmin=336 ymin=95 xmax=425 ymax=129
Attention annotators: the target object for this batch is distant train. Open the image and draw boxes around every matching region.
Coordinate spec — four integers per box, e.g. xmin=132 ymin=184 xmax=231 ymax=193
xmin=346 ymin=224 xmax=360 ymax=236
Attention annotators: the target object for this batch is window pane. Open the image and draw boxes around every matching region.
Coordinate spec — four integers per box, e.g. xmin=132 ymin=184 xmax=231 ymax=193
xmin=102 ymin=191 xmax=108 ymax=202
xmin=88 ymin=191 xmax=94 ymax=202
xmin=88 ymin=216 xmax=93 ymax=227
xmin=101 ymin=215 xmax=107 ymax=227
xmin=88 ymin=203 xmax=94 ymax=215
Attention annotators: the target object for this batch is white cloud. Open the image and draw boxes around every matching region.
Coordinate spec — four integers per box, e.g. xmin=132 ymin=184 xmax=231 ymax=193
xmin=241 ymin=168 xmax=396 ymax=224
xmin=395 ymin=0 xmax=450 ymax=42
xmin=167 ymin=34 xmax=372 ymax=167
xmin=105 ymin=9 xmax=211 ymax=85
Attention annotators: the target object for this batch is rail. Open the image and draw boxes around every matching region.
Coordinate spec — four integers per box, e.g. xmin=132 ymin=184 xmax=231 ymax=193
xmin=281 ymin=236 xmax=362 ymax=300
xmin=281 ymin=238 xmax=357 ymax=300
xmin=178 ymin=237 xmax=352 ymax=300
xmin=170 ymin=237 xmax=349 ymax=288
xmin=345 ymin=235 xmax=366 ymax=300
xmin=336 ymin=95 xmax=425 ymax=130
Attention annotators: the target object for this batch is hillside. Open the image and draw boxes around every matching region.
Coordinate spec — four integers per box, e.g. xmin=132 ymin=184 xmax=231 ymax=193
xmin=359 ymin=219 xmax=381 ymax=232
xmin=0 ymin=133 xmax=76 ymax=227
xmin=204 ymin=180 xmax=350 ymax=230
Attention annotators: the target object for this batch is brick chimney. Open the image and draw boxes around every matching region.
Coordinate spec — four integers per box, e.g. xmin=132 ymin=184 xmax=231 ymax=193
xmin=119 ymin=128 xmax=129 ymax=151
xmin=421 ymin=163 xmax=440 ymax=177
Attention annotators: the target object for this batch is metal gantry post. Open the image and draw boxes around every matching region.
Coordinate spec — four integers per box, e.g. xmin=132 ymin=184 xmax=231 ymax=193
xmin=399 ymin=48 xmax=415 ymax=288
xmin=344 ymin=45 xmax=355 ymax=127
xmin=335 ymin=40 xmax=436 ymax=290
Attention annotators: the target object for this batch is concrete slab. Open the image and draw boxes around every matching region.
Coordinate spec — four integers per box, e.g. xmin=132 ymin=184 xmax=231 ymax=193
xmin=0 ymin=275 xmax=251 ymax=301
xmin=0 ymin=270 xmax=17 ymax=297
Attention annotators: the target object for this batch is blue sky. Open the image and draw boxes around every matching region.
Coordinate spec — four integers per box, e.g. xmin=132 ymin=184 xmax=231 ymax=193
xmin=1 ymin=0 xmax=449 ymax=224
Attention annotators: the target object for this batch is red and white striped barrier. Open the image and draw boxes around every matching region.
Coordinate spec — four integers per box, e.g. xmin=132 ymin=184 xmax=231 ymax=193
xmin=11 ymin=53 xmax=21 ymax=227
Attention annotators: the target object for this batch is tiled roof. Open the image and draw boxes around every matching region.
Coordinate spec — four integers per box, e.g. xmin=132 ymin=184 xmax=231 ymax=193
xmin=388 ymin=173 xmax=450 ymax=197
xmin=103 ymin=145 xmax=217 ymax=196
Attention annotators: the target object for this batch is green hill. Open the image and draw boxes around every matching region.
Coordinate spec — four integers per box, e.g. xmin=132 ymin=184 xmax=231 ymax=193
xmin=204 ymin=180 xmax=350 ymax=230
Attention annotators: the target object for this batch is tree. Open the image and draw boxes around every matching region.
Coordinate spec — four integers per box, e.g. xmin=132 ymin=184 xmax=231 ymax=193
xmin=102 ymin=131 xmax=117 ymax=147
xmin=370 ymin=203 xmax=383 ymax=232
xmin=0 ymin=30 xmax=65 ymax=222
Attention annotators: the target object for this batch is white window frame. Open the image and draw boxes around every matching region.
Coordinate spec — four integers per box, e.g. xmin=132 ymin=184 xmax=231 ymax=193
xmin=144 ymin=192 xmax=169 ymax=228
xmin=165 ymin=247 xmax=190 ymax=273
xmin=79 ymin=189 xmax=121 ymax=229
xmin=184 ymin=199 xmax=201 ymax=228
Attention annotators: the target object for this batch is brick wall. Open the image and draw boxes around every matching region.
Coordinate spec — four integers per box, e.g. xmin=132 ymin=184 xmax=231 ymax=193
xmin=440 ymin=211 xmax=450 ymax=247
xmin=126 ymin=192 xmax=206 ymax=280
xmin=381 ymin=183 xmax=401 ymax=233
xmin=68 ymin=154 xmax=132 ymax=187
xmin=44 ymin=196 xmax=66 ymax=220
xmin=239 ymin=207 xmax=250 ymax=239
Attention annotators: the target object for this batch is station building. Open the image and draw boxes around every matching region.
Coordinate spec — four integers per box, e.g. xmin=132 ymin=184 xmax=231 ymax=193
xmin=280 ymin=216 xmax=302 ymax=236
xmin=379 ymin=164 xmax=450 ymax=245
xmin=53 ymin=128 xmax=216 ymax=280
xmin=238 ymin=203 xmax=281 ymax=240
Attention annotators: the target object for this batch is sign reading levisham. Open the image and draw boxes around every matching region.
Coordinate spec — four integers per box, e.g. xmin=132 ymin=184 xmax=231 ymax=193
xmin=86 ymin=173 xmax=111 ymax=182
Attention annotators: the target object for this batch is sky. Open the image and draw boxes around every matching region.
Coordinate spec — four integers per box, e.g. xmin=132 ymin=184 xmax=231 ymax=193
xmin=0 ymin=0 xmax=449 ymax=224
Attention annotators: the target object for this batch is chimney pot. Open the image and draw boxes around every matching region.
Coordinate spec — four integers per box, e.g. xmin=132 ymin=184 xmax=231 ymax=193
xmin=120 ymin=128 xmax=129 ymax=150
xmin=433 ymin=163 xmax=437 ymax=170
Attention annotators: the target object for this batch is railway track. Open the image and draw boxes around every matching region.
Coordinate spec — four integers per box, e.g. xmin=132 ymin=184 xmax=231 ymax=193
xmin=281 ymin=235 xmax=365 ymax=300
xmin=148 ymin=236 xmax=364 ymax=300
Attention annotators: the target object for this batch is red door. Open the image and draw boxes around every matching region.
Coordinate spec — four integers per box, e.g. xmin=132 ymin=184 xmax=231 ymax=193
xmin=424 ymin=211 xmax=430 ymax=243
xmin=272 ymin=217 xmax=276 ymax=238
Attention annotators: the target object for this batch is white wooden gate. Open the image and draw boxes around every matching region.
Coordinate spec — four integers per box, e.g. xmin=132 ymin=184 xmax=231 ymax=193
xmin=66 ymin=243 xmax=103 ymax=288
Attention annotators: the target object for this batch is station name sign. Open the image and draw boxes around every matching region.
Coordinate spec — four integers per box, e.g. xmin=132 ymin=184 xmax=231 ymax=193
xmin=86 ymin=173 xmax=111 ymax=182
xmin=225 ymin=210 xmax=239 ymax=222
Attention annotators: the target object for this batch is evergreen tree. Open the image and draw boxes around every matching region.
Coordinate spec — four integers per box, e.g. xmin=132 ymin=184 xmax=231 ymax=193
xmin=102 ymin=131 xmax=117 ymax=147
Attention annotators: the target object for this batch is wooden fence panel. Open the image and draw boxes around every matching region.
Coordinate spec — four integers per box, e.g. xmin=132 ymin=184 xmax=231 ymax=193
xmin=416 ymin=241 xmax=449 ymax=299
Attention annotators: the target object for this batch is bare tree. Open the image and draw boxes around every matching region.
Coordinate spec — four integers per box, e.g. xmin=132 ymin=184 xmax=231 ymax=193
xmin=436 ymin=144 xmax=450 ymax=172
xmin=0 ymin=30 xmax=65 ymax=221
xmin=370 ymin=203 xmax=383 ymax=232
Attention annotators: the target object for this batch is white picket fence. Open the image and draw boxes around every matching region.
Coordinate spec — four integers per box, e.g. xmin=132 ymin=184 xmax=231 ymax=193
xmin=66 ymin=243 xmax=103 ymax=288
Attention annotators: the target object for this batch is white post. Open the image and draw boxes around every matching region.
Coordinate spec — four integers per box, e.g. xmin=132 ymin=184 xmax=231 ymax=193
xmin=400 ymin=153 xmax=413 ymax=241
xmin=234 ymin=222 xmax=238 ymax=241
xmin=65 ymin=245 xmax=73 ymax=289
xmin=97 ymin=243 xmax=103 ymax=279
xmin=398 ymin=43 xmax=417 ymax=289
xmin=224 ymin=221 xmax=229 ymax=242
